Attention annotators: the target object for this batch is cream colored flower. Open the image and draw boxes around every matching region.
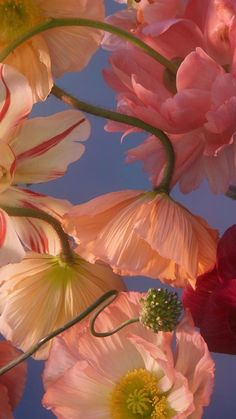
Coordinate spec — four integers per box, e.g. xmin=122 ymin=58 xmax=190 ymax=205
xmin=1 ymin=0 xmax=105 ymax=100
xmin=0 ymin=252 xmax=125 ymax=359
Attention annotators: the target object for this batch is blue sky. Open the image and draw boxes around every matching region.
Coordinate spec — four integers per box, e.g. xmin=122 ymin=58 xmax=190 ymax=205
xmin=13 ymin=1 xmax=236 ymax=417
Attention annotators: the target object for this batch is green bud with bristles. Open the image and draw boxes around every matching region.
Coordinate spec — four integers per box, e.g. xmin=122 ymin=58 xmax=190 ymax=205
xmin=139 ymin=288 xmax=182 ymax=333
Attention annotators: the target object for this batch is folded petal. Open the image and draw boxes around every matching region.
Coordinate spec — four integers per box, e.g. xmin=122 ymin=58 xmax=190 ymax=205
xmin=0 ymin=209 xmax=25 ymax=266
xmin=0 ymin=64 xmax=32 ymax=141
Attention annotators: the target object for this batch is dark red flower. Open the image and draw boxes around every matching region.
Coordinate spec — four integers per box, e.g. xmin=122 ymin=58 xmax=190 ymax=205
xmin=182 ymin=225 xmax=236 ymax=354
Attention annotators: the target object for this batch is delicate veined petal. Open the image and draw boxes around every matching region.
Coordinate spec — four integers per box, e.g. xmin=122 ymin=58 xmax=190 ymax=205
xmin=0 ymin=64 xmax=32 ymax=141
xmin=0 ymin=209 xmax=25 ymax=267
xmin=64 ymin=191 xmax=218 ymax=287
xmin=0 ymin=252 xmax=125 ymax=359
xmin=43 ymin=292 xmax=214 ymax=418
xmin=4 ymin=37 xmax=52 ymax=103
xmin=12 ymin=110 xmax=90 ymax=183
xmin=175 ymin=312 xmax=215 ymax=417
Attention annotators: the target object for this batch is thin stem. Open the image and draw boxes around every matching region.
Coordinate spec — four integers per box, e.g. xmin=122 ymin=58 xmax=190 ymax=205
xmin=90 ymin=299 xmax=139 ymax=337
xmin=0 ymin=18 xmax=178 ymax=75
xmin=52 ymin=85 xmax=175 ymax=192
xmin=1 ymin=205 xmax=73 ymax=264
xmin=0 ymin=290 xmax=118 ymax=376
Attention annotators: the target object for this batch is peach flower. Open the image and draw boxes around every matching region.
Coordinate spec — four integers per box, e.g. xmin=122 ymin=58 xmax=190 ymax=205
xmin=0 ymin=252 xmax=125 ymax=360
xmin=1 ymin=0 xmax=104 ymax=101
xmin=0 ymin=340 xmax=27 ymax=419
xmin=63 ymin=190 xmax=218 ymax=288
xmin=42 ymin=292 xmax=214 ymax=418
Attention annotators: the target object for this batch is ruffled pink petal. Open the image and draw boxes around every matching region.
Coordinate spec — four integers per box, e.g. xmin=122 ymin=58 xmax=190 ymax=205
xmin=0 ymin=64 xmax=32 ymax=141
xmin=175 ymin=312 xmax=215 ymax=417
xmin=13 ymin=110 xmax=90 ymax=184
xmin=43 ymin=361 xmax=112 ymax=419
xmin=176 ymin=47 xmax=224 ymax=91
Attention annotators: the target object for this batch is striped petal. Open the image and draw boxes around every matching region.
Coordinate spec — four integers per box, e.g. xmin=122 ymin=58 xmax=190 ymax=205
xmin=0 ymin=209 xmax=25 ymax=266
xmin=12 ymin=110 xmax=90 ymax=184
xmin=0 ymin=187 xmax=71 ymax=255
xmin=0 ymin=64 xmax=32 ymax=142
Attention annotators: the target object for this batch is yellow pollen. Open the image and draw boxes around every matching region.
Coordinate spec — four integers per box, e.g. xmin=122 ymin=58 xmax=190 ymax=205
xmin=110 ymin=368 xmax=174 ymax=419
xmin=0 ymin=0 xmax=44 ymax=46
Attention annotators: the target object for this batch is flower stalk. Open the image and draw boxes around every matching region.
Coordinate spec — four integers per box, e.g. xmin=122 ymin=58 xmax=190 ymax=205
xmin=1 ymin=206 xmax=74 ymax=264
xmin=0 ymin=290 xmax=119 ymax=376
xmin=0 ymin=18 xmax=178 ymax=75
xmin=52 ymin=85 xmax=175 ymax=193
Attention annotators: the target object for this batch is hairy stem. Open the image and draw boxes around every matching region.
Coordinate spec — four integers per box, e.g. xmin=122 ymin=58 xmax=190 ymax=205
xmin=0 ymin=18 xmax=178 ymax=75
xmin=52 ymin=85 xmax=175 ymax=192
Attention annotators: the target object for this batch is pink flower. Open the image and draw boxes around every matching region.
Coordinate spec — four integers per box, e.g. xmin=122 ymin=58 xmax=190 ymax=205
xmin=182 ymin=225 xmax=236 ymax=354
xmin=42 ymin=292 xmax=214 ymax=418
xmin=2 ymin=0 xmax=105 ymax=101
xmin=63 ymin=190 xmax=218 ymax=287
xmin=104 ymin=1 xmax=236 ymax=193
xmin=0 ymin=340 xmax=27 ymax=418
xmin=0 ymin=64 xmax=90 ymax=258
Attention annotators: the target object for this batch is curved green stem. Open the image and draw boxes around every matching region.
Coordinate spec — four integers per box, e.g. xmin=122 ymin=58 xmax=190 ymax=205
xmin=0 ymin=290 xmax=118 ymax=376
xmin=90 ymin=293 xmax=139 ymax=337
xmin=52 ymin=85 xmax=175 ymax=192
xmin=0 ymin=18 xmax=177 ymax=75
xmin=1 ymin=205 xmax=73 ymax=264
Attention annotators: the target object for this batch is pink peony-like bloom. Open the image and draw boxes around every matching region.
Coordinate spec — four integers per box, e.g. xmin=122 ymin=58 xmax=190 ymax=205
xmin=63 ymin=190 xmax=218 ymax=288
xmin=1 ymin=0 xmax=105 ymax=101
xmin=42 ymin=292 xmax=215 ymax=418
xmin=0 ymin=340 xmax=27 ymax=418
xmin=106 ymin=43 xmax=236 ymax=193
xmin=182 ymin=225 xmax=236 ymax=354
xmin=0 ymin=63 xmax=90 ymax=259
xmin=0 ymin=252 xmax=125 ymax=360
xmin=104 ymin=1 xmax=236 ymax=194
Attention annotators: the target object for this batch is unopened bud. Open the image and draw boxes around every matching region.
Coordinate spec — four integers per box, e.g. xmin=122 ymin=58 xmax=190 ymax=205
xmin=139 ymin=288 xmax=182 ymax=333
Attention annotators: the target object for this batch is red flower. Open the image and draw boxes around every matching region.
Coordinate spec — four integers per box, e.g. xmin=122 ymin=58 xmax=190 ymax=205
xmin=182 ymin=225 xmax=236 ymax=354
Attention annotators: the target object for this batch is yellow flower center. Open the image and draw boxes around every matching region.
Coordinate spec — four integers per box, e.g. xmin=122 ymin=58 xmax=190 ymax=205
xmin=0 ymin=0 xmax=44 ymax=46
xmin=110 ymin=368 xmax=174 ymax=419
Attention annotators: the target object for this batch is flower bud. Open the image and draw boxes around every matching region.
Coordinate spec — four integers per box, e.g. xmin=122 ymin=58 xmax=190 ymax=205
xmin=139 ymin=288 xmax=182 ymax=332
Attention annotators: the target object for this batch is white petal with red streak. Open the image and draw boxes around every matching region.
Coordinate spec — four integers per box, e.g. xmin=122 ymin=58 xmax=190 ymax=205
xmin=0 ymin=209 xmax=25 ymax=266
xmin=0 ymin=64 xmax=32 ymax=142
xmin=12 ymin=110 xmax=90 ymax=184
xmin=0 ymin=187 xmax=71 ymax=255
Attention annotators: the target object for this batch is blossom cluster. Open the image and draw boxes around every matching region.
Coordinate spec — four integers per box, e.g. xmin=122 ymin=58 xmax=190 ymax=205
xmin=0 ymin=0 xmax=235 ymax=418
